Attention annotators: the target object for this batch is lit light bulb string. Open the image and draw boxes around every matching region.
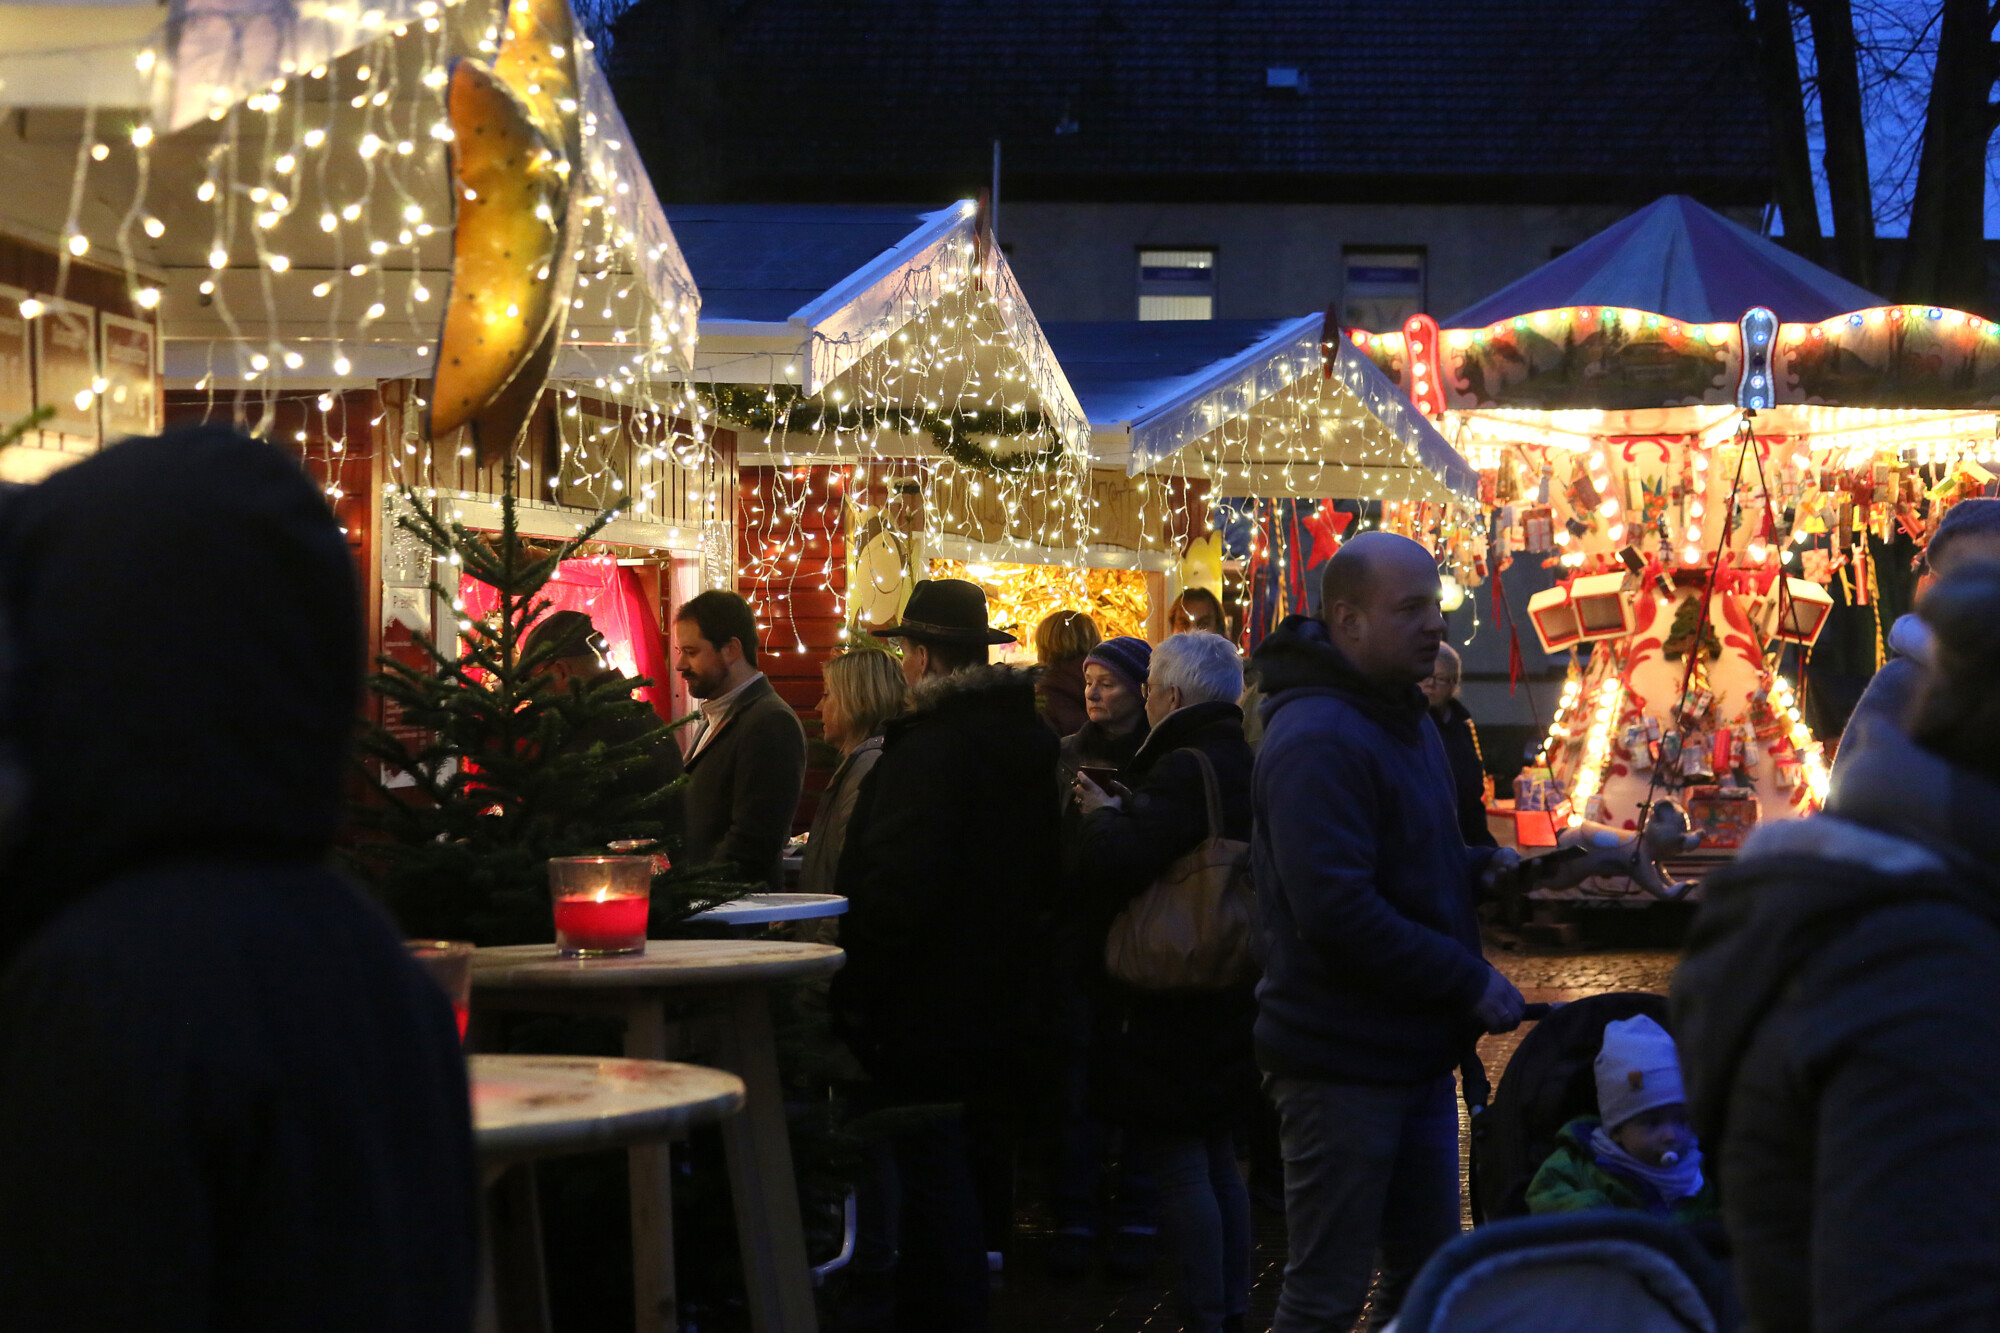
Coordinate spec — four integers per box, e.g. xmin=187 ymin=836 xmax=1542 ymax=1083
xmin=1186 ymin=353 xmax=1484 ymax=637
xmin=108 ymin=3 xmax=720 ymax=547
xmin=1734 ymin=409 xmax=1832 ymax=803
xmin=1619 ymin=415 xmax=1756 ymax=839
xmin=725 ymin=250 xmax=1132 ymax=655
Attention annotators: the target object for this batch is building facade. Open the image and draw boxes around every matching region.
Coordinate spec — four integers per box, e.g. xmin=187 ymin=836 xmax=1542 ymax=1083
xmin=609 ymin=0 xmax=1775 ymax=328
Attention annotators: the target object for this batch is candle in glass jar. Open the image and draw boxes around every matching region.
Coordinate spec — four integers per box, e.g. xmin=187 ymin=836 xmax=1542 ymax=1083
xmin=547 ymin=855 xmax=652 ymax=957
xmin=552 ymin=893 xmax=650 ymax=955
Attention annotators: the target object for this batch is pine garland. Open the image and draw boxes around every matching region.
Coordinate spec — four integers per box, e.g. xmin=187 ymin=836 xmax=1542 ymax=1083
xmin=702 ymin=382 xmax=1066 ymax=474
xmin=0 ymin=405 xmax=56 ymax=450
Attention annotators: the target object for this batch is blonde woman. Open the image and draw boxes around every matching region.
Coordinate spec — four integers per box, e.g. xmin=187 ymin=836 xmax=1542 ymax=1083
xmin=799 ymin=648 xmax=908 ymax=900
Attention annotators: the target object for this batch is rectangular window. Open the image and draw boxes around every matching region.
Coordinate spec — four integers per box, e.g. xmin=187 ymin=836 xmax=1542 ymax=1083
xmin=1340 ymin=247 xmax=1425 ymax=332
xmin=1138 ymin=248 xmax=1215 ymax=321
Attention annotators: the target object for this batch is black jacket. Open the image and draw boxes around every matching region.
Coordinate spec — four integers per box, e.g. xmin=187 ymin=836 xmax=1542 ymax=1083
xmin=1432 ymin=698 xmax=1498 ymax=849
xmin=1075 ymin=700 xmax=1258 ymax=1133
xmin=832 ymin=665 xmax=1060 ymax=1099
xmin=1674 ymin=723 xmax=2000 ymax=1333
xmin=0 ymin=428 xmax=476 ymax=1332
xmin=675 ymin=673 xmax=807 ymax=891
xmin=1248 ymin=616 xmax=1496 ymax=1085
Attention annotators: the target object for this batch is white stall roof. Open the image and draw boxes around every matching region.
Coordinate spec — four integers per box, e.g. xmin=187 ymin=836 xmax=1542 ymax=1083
xmin=1046 ymin=315 xmax=1479 ymax=504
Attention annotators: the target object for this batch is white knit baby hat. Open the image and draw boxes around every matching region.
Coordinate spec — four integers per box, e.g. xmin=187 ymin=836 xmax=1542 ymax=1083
xmin=1594 ymin=1014 xmax=1686 ymax=1131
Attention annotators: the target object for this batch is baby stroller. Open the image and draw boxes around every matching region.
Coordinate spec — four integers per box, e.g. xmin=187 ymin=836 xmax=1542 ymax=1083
xmin=1386 ymin=1212 xmax=1734 ymax=1333
xmin=1466 ymin=990 xmax=1671 ymax=1224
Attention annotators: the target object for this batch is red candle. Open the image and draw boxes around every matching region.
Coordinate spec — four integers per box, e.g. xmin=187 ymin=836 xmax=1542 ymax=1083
xmin=553 ymin=894 xmax=650 ymax=956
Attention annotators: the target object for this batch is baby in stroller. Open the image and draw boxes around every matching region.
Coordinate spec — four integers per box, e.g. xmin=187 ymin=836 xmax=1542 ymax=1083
xmin=1525 ymin=1014 xmax=1718 ymax=1222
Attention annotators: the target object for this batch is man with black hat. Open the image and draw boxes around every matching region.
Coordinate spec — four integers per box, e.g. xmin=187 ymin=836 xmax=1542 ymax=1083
xmin=832 ymin=578 xmax=1061 ymax=1333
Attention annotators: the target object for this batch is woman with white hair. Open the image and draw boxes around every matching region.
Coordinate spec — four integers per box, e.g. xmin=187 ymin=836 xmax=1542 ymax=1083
xmin=1074 ymin=631 xmax=1257 ymax=1333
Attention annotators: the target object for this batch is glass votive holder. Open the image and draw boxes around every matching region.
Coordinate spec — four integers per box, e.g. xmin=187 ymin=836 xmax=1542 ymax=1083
xmin=548 ymin=855 xmax=652 ymax=957
xmin=406 ymin=940 xmax=475 ymax=1043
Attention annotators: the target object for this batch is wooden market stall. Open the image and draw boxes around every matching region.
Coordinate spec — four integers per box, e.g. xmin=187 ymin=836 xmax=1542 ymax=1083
xmin=0 ymin=0 xmax=721 ymax=719
xmin=669 ymin=202 xmax=1204 ymax=728
xmin=1047 ymin=314 xmax=1485 ymax=648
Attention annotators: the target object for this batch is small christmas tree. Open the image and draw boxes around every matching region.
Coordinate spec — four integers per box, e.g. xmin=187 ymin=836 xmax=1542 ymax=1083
xmin=349 ymin=460 xmax=746 ymax=944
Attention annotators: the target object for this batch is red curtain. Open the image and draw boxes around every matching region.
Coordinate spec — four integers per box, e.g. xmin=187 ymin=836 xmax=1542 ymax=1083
xmin=459 ymin=557 xmax=673 ymax=720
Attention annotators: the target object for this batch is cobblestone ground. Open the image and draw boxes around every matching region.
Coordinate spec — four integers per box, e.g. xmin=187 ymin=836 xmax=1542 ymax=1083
xmin=985 ymin=944 xmax=1680 ymax=1333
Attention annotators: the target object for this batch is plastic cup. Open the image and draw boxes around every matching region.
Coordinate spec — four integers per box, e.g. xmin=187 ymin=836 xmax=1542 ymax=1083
xmin=406 ymin=939 xmax=475 ymax=1042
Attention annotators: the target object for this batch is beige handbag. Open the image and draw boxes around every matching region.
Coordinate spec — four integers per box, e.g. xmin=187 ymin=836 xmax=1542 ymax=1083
xmin=1102 ymin=748 xmax=1256 ymax=991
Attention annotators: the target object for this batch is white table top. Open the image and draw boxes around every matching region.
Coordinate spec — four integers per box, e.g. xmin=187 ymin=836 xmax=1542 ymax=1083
xmin=692 ymin=893 xmax=847 ymax=925
xmin=470 ymin=938 xmax=844 ymax=991
xmin=470 ymin=1054 xmax=744 ymax=1160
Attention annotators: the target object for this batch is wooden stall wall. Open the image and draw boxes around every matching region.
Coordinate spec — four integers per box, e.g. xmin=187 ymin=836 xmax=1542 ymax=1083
xmin=739 ymin=464 xmax=849 ymax=832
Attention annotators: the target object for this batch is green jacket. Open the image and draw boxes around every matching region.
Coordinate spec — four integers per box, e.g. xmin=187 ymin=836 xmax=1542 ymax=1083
xmin=1525 ymin=1116 xmax=1720 ymax=1222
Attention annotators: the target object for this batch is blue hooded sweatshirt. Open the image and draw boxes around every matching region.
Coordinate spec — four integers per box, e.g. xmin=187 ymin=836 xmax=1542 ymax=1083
xmin=1250 ymin=615 xmax=1496 ymax=1084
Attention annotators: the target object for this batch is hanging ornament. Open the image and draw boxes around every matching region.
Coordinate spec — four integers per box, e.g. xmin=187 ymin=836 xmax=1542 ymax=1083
xmin=428 ymin=60 xmax=569 ymax=455
xmin=429 ymin=0 xmax=585 ymax=460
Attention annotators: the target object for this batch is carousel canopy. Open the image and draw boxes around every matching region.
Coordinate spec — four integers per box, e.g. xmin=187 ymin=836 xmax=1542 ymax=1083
xmin=1444 ymin=194 xmax=1884 ymax=330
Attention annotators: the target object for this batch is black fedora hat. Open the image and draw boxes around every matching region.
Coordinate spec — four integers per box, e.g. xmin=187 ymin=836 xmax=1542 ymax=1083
xmin=871 ymin=578 xmax=1016 ymax=645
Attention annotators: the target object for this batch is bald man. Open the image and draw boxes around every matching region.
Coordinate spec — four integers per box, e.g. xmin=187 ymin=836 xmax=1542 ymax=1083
xmin=1248 ymin=533 xmax=1523 ymax=1332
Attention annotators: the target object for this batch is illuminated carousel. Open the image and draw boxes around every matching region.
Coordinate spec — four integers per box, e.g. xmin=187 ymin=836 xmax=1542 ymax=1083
xmin=1356 ymin=197 xmax=2000 ymax=893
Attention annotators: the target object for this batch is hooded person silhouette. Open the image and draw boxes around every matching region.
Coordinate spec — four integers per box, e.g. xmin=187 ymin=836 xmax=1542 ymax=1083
xmin=0 ymin=426 xmax=477 ymax=1330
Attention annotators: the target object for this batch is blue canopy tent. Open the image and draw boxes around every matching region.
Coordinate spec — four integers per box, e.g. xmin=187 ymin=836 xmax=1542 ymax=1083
xmin=1444 ymin=194 xmax=1883 ymax=329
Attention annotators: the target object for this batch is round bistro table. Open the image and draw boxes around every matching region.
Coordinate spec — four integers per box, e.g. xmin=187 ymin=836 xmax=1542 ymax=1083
xmin=470 ymin=1055 xmax=745 ymax=1333
xmin=470 ymin=941 xmax=844 ymax=1333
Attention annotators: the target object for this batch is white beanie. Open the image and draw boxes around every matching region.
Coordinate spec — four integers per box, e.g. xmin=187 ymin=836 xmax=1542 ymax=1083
xmin=1594 ymin=1014 xmax=1686 ymax=1132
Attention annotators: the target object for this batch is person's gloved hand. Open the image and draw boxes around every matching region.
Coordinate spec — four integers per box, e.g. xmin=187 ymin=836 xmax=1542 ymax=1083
xmin=1477 ymin=846 xmax=1521 ymax=894
xmin=1472 ymin=966 xmax=1525 ymax=1033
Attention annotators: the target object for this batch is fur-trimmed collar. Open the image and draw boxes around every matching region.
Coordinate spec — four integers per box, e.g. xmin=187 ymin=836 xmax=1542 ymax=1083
xmin=904 ymin=662 xmax=1039 ymax=718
